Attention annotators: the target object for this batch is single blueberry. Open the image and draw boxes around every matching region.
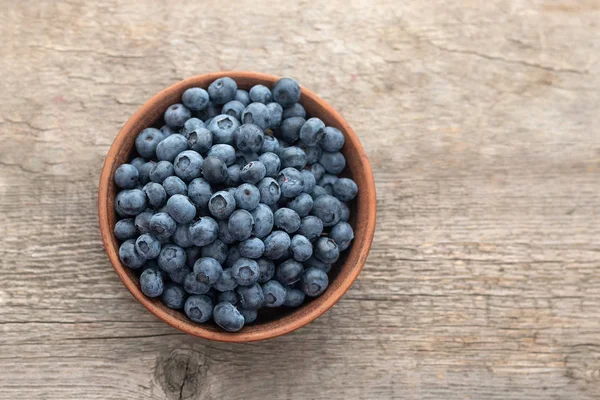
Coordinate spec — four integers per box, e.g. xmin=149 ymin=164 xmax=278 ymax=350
xmin=218 ymin=219 xmax=236 ymax=244
xmin=235 ymin=89 xmax=251 ymax=106
xmin=275 ymin=259 xmax=304 ymax=286
xmin=333 ymin=178 xmax=358 ymax=202
xmin=239 ymin=308 xmax=257 ymax=324
xmin=272 ymin=77 xmax=301 ymax=107
xmin=283 ymin=288 xmax=305 ymax=307
xmin=172 ymin=224 xmax=193 ymax=248
xmin=299 ymin=144 xmax=322 ymax=166
xmin=130 ymin=157 xmax=147 ymax=171
xmin=236 ymin=282 xmax=264 ymax=309
xmin=225 ymin=164 xmax=242 ymax=187
xmin=308 ymin=163 xmax=325 ymax=181
xmin=234 ymin=183 xmax=260 ymax=211
xmin=258 ymin=152 xmax=281 ymax=178
xmin=182 ymin=87 xmax=210 ymax=111
xmin=231 ymin=258 xmax=260 ymax=286
xmin=222 ymin=100 xmax=245 ymax=121
xmin=149 ymin=212 xmax=177 ymax=238
xmin=208 ymin=77 xmax=237 ymax=104
xmin=115 ymin=189 xmax=147 ymax=216
xmin=184 ymin=295 xmax=213 ymax=323
xmin=140 ymin=268 xmax=164 ymax=297
xmin=311 ymin=195 xmax=342 ymax=227
xmin=180 ymin=118 xmax=205 ymax=137
xmin=320 ymin=173 xmax=338 ymax=195
xmin=235 ymin=150 xmax=260 ymax=166
xmin=287 ymin=193 xmax=313 ymax=217
xmin=183 ymin=272 xmax=211 ymax=295
xmin=290 ymin=234 xmax=313 ymax=262
xmin=114 ymin=164 xmax=139 ymax=189
xmin=330 ymin=221 xmax=354 ymax=251
xmin=319 ymin=151 xmax=346 ymax=174
xmin=227 ymin=209 xmax=254 ymax=241
xmin=161 ymin=283 xmax=187 ymax=309
xmin=166 ymin=194 xmax=196 ymax=224
xmin=207 ymin=144 xmax=236 ymax=166
xmin=340 ymin=202 xmax=350 ymax=222
xmin=242 ymin=103 xmax=270 ymax=131
xmin=274 ymin=208 xmax=301 ymax=233
xmin=114 ymin=218 xmax=137 ymax=241
xmin=266 ymin=102 xmax=283 ymax=129
xmin=208 ymin=190 xmax=236 ymax=220
xmin=143 ymin=182 xmax=167 ymax=208
xmin=201 ymin=239 xmax=228 ymax=265
xmin=201 ymin=156 xmax=227 ymax=184
xmin=234 ymin=123 xmax=265 ymax=153
xmin=249 ymin=84 xmax=272 ymax=104
xmin=276 ymin=168 xmax=304 ymax=198
xmin=299 ymin=118 xmax=325 ymax=147
xmin=261 ymin=280 xmax=286 ymax=307
xmin=213 ymin=302 xmax=244 ymax=332
xmin=257 ymin=258 xmax=276 ymax=283
xmin=156 ymin=134 xmax=189 ymax=162
xmin=149 ymin=161 xmax=174 ymax=183
xmin=160 ymin=125 xmax=177 ymax=136
xmin=301 ymin=267 xmax=329 ymax=297
xmin=173 ymin=150 xmax=203 ymax=182
xmin=239 ymin=237 xmax=265 ymax=259
xmin=207 ymin=114 xmax=241 ymax=145
xmin=251 ymin=203 xmax=274 ymax=239
xmin=158 ymin=244 xmax=187 ymax=273
xmin=193 ymin=257 xmax=223 ymax=285
xmin=298 ymin=216 xmax=324 ymax=240
xmin=164 ymin=103 xmax=191 ymax=128
xmin=240 ymin=161 xmax=267 ymax=184
xmin=189 ymin=216 xmax=219 ymax=246
xmin=279 ymin=146 xmax=307 ymax=169
xmin=218 ymin=290 xmax=238 ymax=305
xmin=188 ymin=127 xmax=213 ymax=154
xmin=260 ymin=135 xmax=280 ymax=154
xmin=135 ymin=128 xmax=165 ymax=159
xmin=119 ymin=239 xmax=146 ymax=269
xmin=135 ymin=233 xmax=161 ymax=259
xmin=314 ymin=237 xmax=340 ymax=264
xmin=310 ymin=185 xmax=328 ymax=200
xmin=300 ymin=170 xmax=317 ymax=194
xmin=162 ymin=176 xmax=187 ymax=197
xmin=187 ymin=178 xmax=213 ymax=209
xmin=138 ymin=161 xmax=156 ymax=185
xmin=168 ymin=266 xmax=191 ymax=285
xmin=304 ymin=256 xmax=331 ymax=272
xmin=263 ymin=230 xmax=291 ymax=260
xmin=320 ymin=126 xmax=345 ymax=152
xmin=213 ymin=268 xmax=238 ymax=292
xmin=278 ymin=117 xmax=305 ymax=144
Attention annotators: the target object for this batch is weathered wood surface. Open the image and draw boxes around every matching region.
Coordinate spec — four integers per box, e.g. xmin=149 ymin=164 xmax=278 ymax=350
xmin=1 ymin=0 xmax=599 ymax=399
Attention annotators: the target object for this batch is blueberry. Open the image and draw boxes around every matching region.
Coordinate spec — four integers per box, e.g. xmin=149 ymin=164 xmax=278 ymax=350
xmin=275 ymin=259 xmax=304 ymax=286
xmin=239 ymin=308 xmax=257 ymax=324
xmin=258 ymin=152 xmax=281 ymax=178
xmin=181 ymin=118 xmax=205 ymax=137
xmin=282 ymin=103 xmax=306 ymax=119
xmin=213 ymin=268 xmax=238 ymax=292
xmin=208 ymin=191 xmax=236 ymax=220
xmin=257 ymin=177 xmax=281 ymax=206
xmin=114 ymin=218 xmax=137 ymax=241
xmin=225 ymin=164 xmax=242 ymax=186
xmin=222 ymin=100 xmax=245 ymax=121
xmin=138 ymin=161 xmax=156 ymax=185
xmin=140 ymin=268 xmax=164 ymax=297
xmin=304 ymin=256 xmax=331 ymax=272
xmin=266 ymin=102 xmax=283 ymax=129
xmin=201 ymin=239 xmax=228 ymax=265
xmin=161 ymin=283 xmax=187 ymax=309
xmin=185 ymin=246 xmax=202 ymax=268
xmin=242 ymin=103 xmax=270 ymax=131
xmin=197 ymin=101 xmax=221 ymax=121
xmin=115 ymin=189 xmax=147 ymax=216
xmin=208 ymin=77 xmax=237 ymax=104
xmin=340 ymin=202 xmax=350 ymax=222
xmin=333 ymin=178 xmax=358 ymax=202
xmin=290 ymin=234 xmax=313 ymax=262
xmin=311 ymin=195 xmax=342 ymax=227
xmin=235 ymin=150 xmax=260 ymax=166
xmin=321 ymin=126 xmax=345 ymax=152
xmin=260 ymin=135 xmax=280 ymax=154
xmin=183 ymin=272 xmax=211 ymax=295
xmin=299 ymin=118 xmax=325 ymax=147
xmin=310 ymin=185 xmax=328 ymax=200
xmin=301 ymin=170 xmax=317 ymax=194
xmin=173 ymin=150 xmax=203 ymax=182
xmin=208 ymin=114 xmax=241 ymax=145
xmin=213 ymin=302 xmax=244 ymax=332
xmin=239 ymin=237 xmax=265 ymax=259
xmin=235 ymin=89 xmax=251 ymax=106
xmin=173 ymin=224 xmax=193 ymax=248
xmin=298 ymin=216 xmax=324 ymax=240
xmin=263 ymin=230 xmax=291 ymax=260
xmin=314 ymin=237 xmax=340 ymax=264
xmin=164 ymin=103 xmax=191 ymax=128
xmin=142 ymin=182 xmax=167 ymax=208
xmin=218 ymin=219 xmax=236 ymax=244
xmin=149 ymin=212 xmax=177 ymax=238
xmin=300 ymin=146 xmax=321 ymax=167
xmin=279 ymin=146 xmax=307 ymax=169
xmin=287 ymin=193 xmax=313 ymax=217
xmin=135 ymin=233 xmax=161 ymax=259
xmin=166 ymin=194 xmax=196 ymax=224
xmin=234 ymin=183 xmax=260 ymax=210
xmin=163 ymin=176 xmax=187 ymax=196
xmin=302 ymin=267 xmax=329 ymax=297
xmin=135 ymin=128 xmax=165 ymax=158
xmin=148 ymin=161 xmax=173 ymax=183
xmin=131 ymin=157 xmax=147 ymax=171
xmin=119 ymin=239 xmax=146 ymax=268
xmin=276 ymin=167 xmax=305 ymax=198
xmin=284 ymin=288 xmax=305 ymax=307
xmin=168 ymin=266 xmax=191 ymax=285
xmin=192 ymin=257 xmax=223 ymax=285
xmin=330 ymin=221 xmax=354 ymax=251
xmin=236 ymin=282 xmax=264 ymax=309
xmin=187 ymin=178 xmax=213 ymax=209
xmin=258 ymin=280 xmax=285 ymax=308
xmin=308 ymin=163 xmax=325 ymax=181
xmin=249 ymin=84 xmax=272 ymax=104
xmin=218 ymin=290 xmax=238 ymax=305
xmin=114 ymin=164 xmax=139 ymax=189
xmin=278 ymin=117 xmax=305 ymax=143
xmin=274 ymin=208 xmax=301 ymax=233
xmin=272 ymin=78 xmax=301 ymax=107
xmin=160 ymin=125 xmax=177 ymax=136
xmin=255 ymin=257 xmax=276 ymax=284
xmin=235 ymin=123 xmax=265 ymax=152
xmin=189 ymin=216 xmax=219 ymax=246
xmin=182 ymin=87 xmax=210 ymax=111
xmin=158 ymin=244 xmax=187 ymax=273
xmin=251 ymin=203 xmax=274 ymax=239
xmin=201 ymin=157 xmax=227 ymax=184
xmin=228 ymin=209 xmax=254 ymax=241
xmin=240 ymin=161 xmax=267 ymax=184
xmin=188 ymin=127 xmax=213 ymax=154
xmin=231 ymin=258 xmax=260 ymax=286
xmin=156 ymin=134 xmax=189 ymax=162
xmin=320 ymin=174 xmax=337 ymax=196
xmin=207 ymin=144 xmax=236 ymax=166
xmin=319 ymin=151 xmax=346 ymax=174
xmin=184 ymin=295 xmax=213 ymax=323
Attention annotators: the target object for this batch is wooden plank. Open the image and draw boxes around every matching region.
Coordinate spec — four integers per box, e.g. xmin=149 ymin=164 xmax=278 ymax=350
xmin=1 ymin=0 xmax=599 ymax=398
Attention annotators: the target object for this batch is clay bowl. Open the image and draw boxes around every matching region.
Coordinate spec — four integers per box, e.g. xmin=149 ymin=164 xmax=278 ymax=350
xmin=98 ymin=71 xmax=376 ymax=342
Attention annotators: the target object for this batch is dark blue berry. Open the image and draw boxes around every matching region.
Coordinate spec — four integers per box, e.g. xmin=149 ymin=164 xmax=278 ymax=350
xmin=301 ymin=267 xmax=329 ymax=297
xmin=160 ymin=125 xmax=177 ymax=136
xmin=290 ymin=234 xmax=313 ymax=262
xmin=242 ymin=103 xmax=270 ymax=131
xmin=239 ymin=237 xmax=265 ymax=259
xmin=183 ymin=272 xmax=211 ymax=295
xmin=320 ymin=126 xmax=345 ymax=152
xmin=156 ymin=134 xmax=189 ymax=162
xmin=208 ymin=114 xmax=241 ymax=145
xmin=218 ymin=219 xmax=236 ymax=244
xmin=115 ymin=189 xmax=147 ymax=216
xmin=173 ymin=224 xmax=193 ymax=248
xmin=282 ymin=103 xmax=306 ymax=119
xmin=208 ymin=190 xmax=236 ymax=220
xmin=284 ymin=288 xmax=305 ymax=307
xmin=197 ymin=101 xmax=220 ymax=121
xmin=140 ymin=268 xmax=164 ymax=297
xmin=267 ymin=102 xmax=283 ymax=129
xmin=261 ymin=280 xmax=286 ymax=307
xmin=201 ymin=156 xmax=227 ymax=184
xmin=225 ymin=164 xmax=242 ymax=187
xmin=314 ymin=237 xmax=339 ymax=264
xmin=311 ymin=195 xmax=342 ymax=227
xmin=272 ymin=78 xmax=301 ymax=107
xmin=257 ymin=258 xmax=276 ymax=283
xmin=119 ymin=239 xmax=146 ymax=268
xmin=235 ymin=123 xmax=265 ymax=153
xmin=222 ymin=100 xmax=245 ymax=121
xmin=300 ymin=170 xmax=317 ymax=193
xmin=274 ymin=207 xmax=301 ymax=233
xmin=168 ymin=266 xmax=191 ymax=285
xmin=181 ymin=118 xmax=205 ymax=137
xmin=213 ymin=268 xmax=238 ymax=292
xmin=114 ymin=218 xmax=137 ymax=241
xmin=135 ymin=233 xmax=161 ymax=259
xmin=299 ymin=118 xmax=325 ymax=147
xmin=263 ymin=230 xmax=291 ymax=260
xmin=340 ymin=202 xmax=350 ymax=222
xmin=228 ymin=209 xmax=254 ymax=241
xmin=193 ymin=257 xmax=223 ymax=285
xmin=298 ymin=216 xmax=324 ymax=240
xmin=258 ymin=152 xmax=281 ymax=177
xmin=163 ymin=176 xmax=187 ymax=196
xmin=278 ymin=117 xmax=304 ymax=143
xmin=236 ymin=282 xmax=264 ymax=309
xmin=149 ymin=212 xmax=177 ymax=238
xmin=188 ymin=127 xmax=213 ymax=154
xmin=330 ymin=221 xmax=354 ymax=251
xmin=279 ymin=146 xmax=307 ymax=169
xmin=218 ymin=290 xmax=238 ymax=305
xmin=319 ymin=151 xmax=346 ymax=174
xmin=208 ymin=77 xmax=237 ymax=104
xmin=213 ymin=302 xmax=244 ymax=332
xmin=131 ymin=157 xmax=146 ymax=171
xmin=184 ymin=295 xmax=213 ymax=323
xmin=235 ymin=89 xmax=251 ymax=106
xmin=138 ymin=161 xmax=156 ymax=185
xmin=231 ymin=258 xmax=260 ymax=286
xmin=257 ymin=177 xmax=281 ymax=207
xmin=287 ymin=193 xmax=313 ymax=217
xmin=239 ymin=308 xmax=257 ymax=324
xmin=135 ymin=128 xmax=165 ymax=158
xmin=319 ymin=173 xmax=338 ymax=195
xmin=333 ymin=178 xmax=358 ymax=201
xmin=201 ymin=239 xmax=228 ymax=265
xmin=143 ymin=182 xmax=167 ymax=208
xmin=173 ymin=150 xmax=203 ymax=182
xmin=166 ymin=194 xmax=196 ymax=224
xmin=114 ymin=164 xmax=139 ymax=189
xmin=276 ymin=167 xmax=304 ymax=198
xmin=310 ymin=185 xmax=328 ymax=200
xmin=187 ymin=178 xmax=213 ymax=209
xmin=149 ymin=161 xmax=174 ymax=183
xmin=158 ymin=244 xmax=187 ymax=273
xmin=304 ymin=256 xmax=331 ymax=272
xmin=164 ymin=103 xmax=191 ymax=128
xmin=251 ymin=204 xmax=274 ymax=239
xmin=161 ymin=283 xmax=187 ymax=309
xmin=308 ymin=163 xmax=325 ymax=181
xmin=189 ymin=216 xmax=219 ymax=246
xmin=275 ymin=259 xmax=304 ymax=286
xmin=260 ymin=135 xmax=280 ymax=154
xmin=249 ymin=84 xmax=272 ymax=104
xmin=240 ymin=161 xmax=266 ymax=184
xmin=234 ymin=183 xmax=260 ymax=210
xmin=182 ymin=87 xmax=209 ymax=111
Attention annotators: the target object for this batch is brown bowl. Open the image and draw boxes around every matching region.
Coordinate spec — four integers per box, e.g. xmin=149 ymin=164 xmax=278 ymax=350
xmin=98 ymin=71 xmax=376 ymax=342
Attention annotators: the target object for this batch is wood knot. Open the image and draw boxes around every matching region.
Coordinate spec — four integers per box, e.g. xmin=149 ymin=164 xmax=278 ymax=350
xmin=154 ymin=349 xmax=206 ymax=400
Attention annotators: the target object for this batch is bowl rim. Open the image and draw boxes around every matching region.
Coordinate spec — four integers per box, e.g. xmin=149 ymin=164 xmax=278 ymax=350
xmin=98 ymin=71 xmax=376 ymax=342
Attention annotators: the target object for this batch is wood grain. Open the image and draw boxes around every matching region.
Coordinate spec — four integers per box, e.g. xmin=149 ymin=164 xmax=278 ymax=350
xmin=1 ymin=0 xmax=599 ymax=398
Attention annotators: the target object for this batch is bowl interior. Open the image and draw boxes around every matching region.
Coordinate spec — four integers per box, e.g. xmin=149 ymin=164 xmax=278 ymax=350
xmin=99 ymin=71 xmax=376 ymax=342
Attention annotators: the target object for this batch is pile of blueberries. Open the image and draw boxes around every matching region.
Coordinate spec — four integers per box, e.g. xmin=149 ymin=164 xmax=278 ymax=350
xmin=113 ymin=77 xmax=357 ymax=332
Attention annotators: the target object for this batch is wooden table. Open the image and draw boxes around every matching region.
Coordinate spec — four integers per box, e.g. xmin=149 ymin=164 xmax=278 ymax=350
xmin=1 ymin=1 xmax=599 ymax=399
